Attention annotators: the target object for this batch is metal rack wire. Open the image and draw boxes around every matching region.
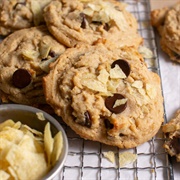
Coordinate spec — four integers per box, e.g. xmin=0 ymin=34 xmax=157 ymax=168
xmin=52 ymin=0 xmax=174 ymax=180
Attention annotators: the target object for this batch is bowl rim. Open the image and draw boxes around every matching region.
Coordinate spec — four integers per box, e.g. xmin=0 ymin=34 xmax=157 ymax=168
xmin=0 ymin=104 xmax=68 ymax=180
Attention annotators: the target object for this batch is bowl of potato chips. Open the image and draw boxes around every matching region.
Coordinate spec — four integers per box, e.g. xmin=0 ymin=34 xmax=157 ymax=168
xmin=0 ymin=104 xmax=68 ymax=180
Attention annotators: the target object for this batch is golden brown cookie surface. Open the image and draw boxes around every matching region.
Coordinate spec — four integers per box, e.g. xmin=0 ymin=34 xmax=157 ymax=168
xmin=43 ymin=44 xmax=164 ymax=148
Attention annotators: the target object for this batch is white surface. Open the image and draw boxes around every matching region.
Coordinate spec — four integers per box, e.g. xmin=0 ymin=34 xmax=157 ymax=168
xmin=157 ymin=38 xmax=180 ymax=180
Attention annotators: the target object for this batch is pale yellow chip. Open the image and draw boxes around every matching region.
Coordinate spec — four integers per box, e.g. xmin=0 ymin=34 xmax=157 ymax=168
xmin=119 ymin=152 xmax=137 ymax=167
xmin=51 ymin=131 xmax=63 ymax=166
xmin=44 ymin=122 xmax=54 ymax=166
xmin=0 ymin=170 xmax=10 ymax=180
xmin=6 ymin=145 xmax=48 ymax=180
xmin=0 ymin=119 xmax=15 ymax=131
xmin=103 ymin=151 xmax=115 ymax=163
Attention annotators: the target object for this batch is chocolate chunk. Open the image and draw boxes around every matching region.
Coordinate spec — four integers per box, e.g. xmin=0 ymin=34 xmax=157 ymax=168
xmin=104 ymin=119 xmax=114 ymax=129
xmin=111 ymin=59 xmax=130 ymax=77
xmin=171 ymin=136 xmax=180 ymax=154
xmin=105 ymin=94 xmax=127 ymax=114
xmin=12 ymin=69 xmax=32 ymax=89
xmin=80 ymin=13 xmax=87 ymax=29
xmin=84 ymin=111 xmax=92 ymax=128
xmin=49 ymin=50 xmax=56 ymax=58
xmin=103 ymin=23 xmax=110 ymax=31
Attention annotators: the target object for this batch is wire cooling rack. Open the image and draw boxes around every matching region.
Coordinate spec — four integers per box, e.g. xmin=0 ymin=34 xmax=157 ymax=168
xmin=53 ymin=0 xmax=175 ymax=180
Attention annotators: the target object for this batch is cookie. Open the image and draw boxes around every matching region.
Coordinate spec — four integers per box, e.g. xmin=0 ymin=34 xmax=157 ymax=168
xmin=163 ymin=109 xmax=180 ymax=162
xmin=43 ymin=44 xmax=164 ymax=148
xmin=43 ymin=0 xmax=142 ymax=48
xmin=151 ymin=3 xmax=180 ymax=63
xmin=0 ymin=26 xmax=66 ymax=112
xmin=0 ymin=0 xmax=52 ymax=36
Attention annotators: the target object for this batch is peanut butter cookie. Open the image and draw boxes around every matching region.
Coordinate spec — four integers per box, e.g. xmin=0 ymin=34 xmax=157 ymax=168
xmin=43 ymin=0 xmax=142 ymax=48
xmin=0 ymin=0 xmax=51 ymax=36
xmin=43 ymin=44 xmax=164 ymax=148
xmin=163 ymin=109 xmax=180 ymax=162
xmin=0 ymin=26 xmax=66 ymax=112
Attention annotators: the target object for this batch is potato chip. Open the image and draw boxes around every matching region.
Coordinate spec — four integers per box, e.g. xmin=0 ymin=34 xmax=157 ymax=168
xmin=0 ymin=170 xmax=10 ymax=180
xmin=0 ymin=119 xmax=15 ymax=131
xmin=6 ymin=145 xmax=48 ymax=180
xmin=51 ymin=131 xmax=63 ymax=166
xmin=119 ymin=152 xmax=137 ymax=167
xmin=44 ymin=122 xmax=54 ymax=166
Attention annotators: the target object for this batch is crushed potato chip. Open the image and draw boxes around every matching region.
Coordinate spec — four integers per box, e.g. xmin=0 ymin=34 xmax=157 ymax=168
xmin=0 ymin=119 xmax=63 ymax=180
xmin=119 ymin=152 xmax=137 ymax=167
xmin=36 ymin=112 xmax=46 ymax=121
xmin=103 ymin=151 xmax=115 ymax=163
xmin=113 ymin=98 xmax=127 ymax=108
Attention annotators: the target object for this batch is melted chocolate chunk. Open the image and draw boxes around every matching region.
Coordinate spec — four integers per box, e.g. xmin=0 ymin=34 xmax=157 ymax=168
xmin=105 ymin=94 xmax=127 ymax=114
xmin=80 ymin=13 xmax=87 ymax=29
xmin=84 ymin=111 xmax=92 ymax=128
xmin=103 ymin=23 xmax=110 ymax=31
xmin=49 ymin=50 xmax=56 ymax=58
xmin=12 ymin=69 xmax=32 ymax=89
xmin=171 ymin=136 xmax=180 ymax=154
xmin=111 ymin=59 xmax=131 ymax=77
xmin=104 ymin=119 xmax=114 ymax=129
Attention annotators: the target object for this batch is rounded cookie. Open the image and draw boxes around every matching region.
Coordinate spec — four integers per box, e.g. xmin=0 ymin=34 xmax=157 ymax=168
xmin=43 ymin=0 xmax=142 ymax=48
xmin=0 ymin=26 xmax=66 ymax=112
xmin=151 ymin=3 xmax=180 ymax=63
xmin=163 ymin=109 xmax=180 ymax=162
xmin=43 ymin=44 xmax=164 ymax=148
xmin=0 ymin=0 xmax=52 ymax=36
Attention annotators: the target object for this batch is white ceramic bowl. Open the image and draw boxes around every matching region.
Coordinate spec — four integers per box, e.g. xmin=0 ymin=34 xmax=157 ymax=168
xmin=0 ymin=104 xmax=68 ymax=180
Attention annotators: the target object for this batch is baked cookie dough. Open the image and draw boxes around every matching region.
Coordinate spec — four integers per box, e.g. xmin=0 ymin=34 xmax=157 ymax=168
xmin=151 ymin=3 xmax=180 ymax=63
xmin=0 ymin=0 xmax=52 ymax=36
xmin=163 ymin=109 xmax=180 ymax=162
xmin=43 ymin=44 xmax=164 ymax=148
xmin=43 ymin=0 xmax=142 ymax=48
xmin=0 ymin=26 xmax=66 ymax=112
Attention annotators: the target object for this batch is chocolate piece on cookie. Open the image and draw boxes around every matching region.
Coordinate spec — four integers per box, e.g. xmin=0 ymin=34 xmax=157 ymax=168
xmin=43 ymin=0 xmax=142 ymax=48
xmin=43 ymin=44 xmax=164 ymax=148
xmin=0 ymin=0 xmax=52 ymax=36
xmin=163 ymin=109 xmax=180 ymax=162
xmin=151 ymin=3 xmax=180 ymax=63
xmin=0 ymin=26 xmax=66 ymax=112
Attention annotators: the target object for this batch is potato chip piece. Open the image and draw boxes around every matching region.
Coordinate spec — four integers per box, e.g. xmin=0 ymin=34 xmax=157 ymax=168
xmin=36 ymin=112 xmax=46 ymax=121
xmin=119 ymin=152 xmax=137 ymax=167
xmin=18 ymin=134 xmax=43 ymax=153
xmin=110 ymin=64 xmax=126 ymax=79
xmin=12 ymin=121 xmax=22 ymax=129
xmin=6 ymin=145 xmax=47 ymax=180
xmin=0 ymin=119 xmax=15 ymax=131
xmin=0 ymin=138 xmax=13 ymax=151
xmin=103 ymin=151 xmax=115 ymax=163
xmin=51 ymin=131 xmax=63 ymax=166
xmin=0 ymin=127 xmax=24 ymax=144
xmin=44 ymin=122 xmax=54 ymax=166
xmin=0 ymin=170 xmax=10 ymax=180
xmin=8 ymin=167 xmax=18 ymax=180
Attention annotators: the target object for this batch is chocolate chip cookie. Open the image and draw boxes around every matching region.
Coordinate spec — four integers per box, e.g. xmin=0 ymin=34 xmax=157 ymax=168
xmin=43 ymin=44 xmax=164 ymax=148
xmin=163 ymin=109 xmax=180 ymax=162
xmin=43 ymin=0 xmax=142 ymax=48
xmin=151 ymin=2 xmax=180 ymax=63
xmin=0 ymin=26 xmax=66 ymax=112
xmin=0 ymin=0 xmax=52 ymax=36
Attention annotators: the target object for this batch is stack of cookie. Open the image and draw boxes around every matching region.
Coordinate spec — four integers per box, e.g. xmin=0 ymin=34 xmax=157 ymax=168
xmin=0 ymin=0 xmax=164 ymax=148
